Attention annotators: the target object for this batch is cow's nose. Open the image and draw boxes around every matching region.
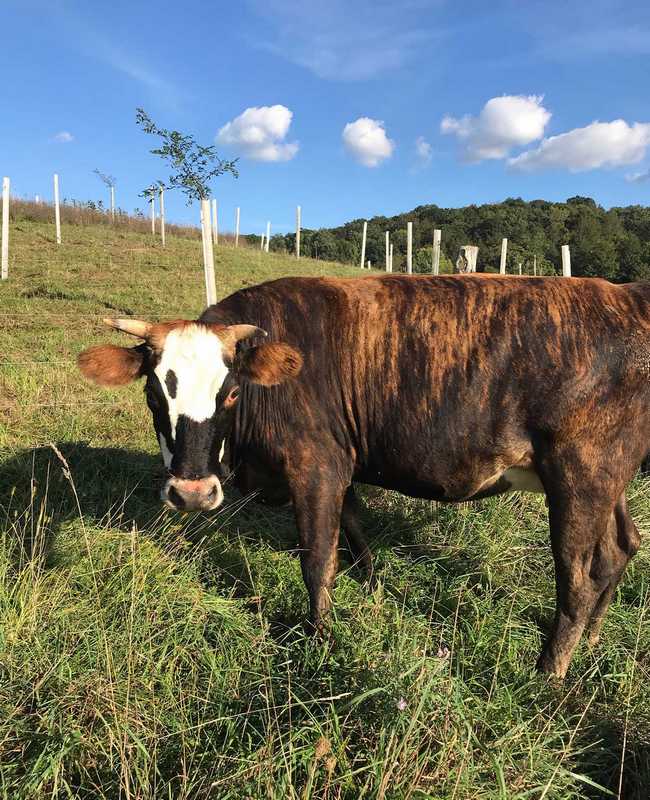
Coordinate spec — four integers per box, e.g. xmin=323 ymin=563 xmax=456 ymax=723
xmin=162 ymin=476 xmax=223 ymax=512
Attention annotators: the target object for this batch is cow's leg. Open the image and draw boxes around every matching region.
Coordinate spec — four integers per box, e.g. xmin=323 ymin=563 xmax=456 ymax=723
xmin=292 ymin=480 xmax=346 ymax=635
xmin=537 ymin=488 xmax=618 ymax=679
xmin=586 ymin=493 xmax=640 ymax=646
xmin=340 ymin=485 xmax=374 ymax=583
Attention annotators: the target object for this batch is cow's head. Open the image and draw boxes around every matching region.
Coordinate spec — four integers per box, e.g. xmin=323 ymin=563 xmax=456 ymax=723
xmin=78 ymin=318 xmax=302 ymax=512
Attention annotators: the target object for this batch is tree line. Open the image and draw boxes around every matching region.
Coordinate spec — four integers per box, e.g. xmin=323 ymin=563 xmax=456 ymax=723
xmin=254 ymin=196 xmax=650 ymax=282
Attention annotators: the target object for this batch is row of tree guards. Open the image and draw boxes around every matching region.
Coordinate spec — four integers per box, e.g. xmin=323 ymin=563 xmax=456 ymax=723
xmin=0 ymin=179 xmax=573 ymax=292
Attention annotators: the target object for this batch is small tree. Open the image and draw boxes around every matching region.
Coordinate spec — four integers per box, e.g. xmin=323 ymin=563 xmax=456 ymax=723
xmin=94 ymin=169 xmax=116 ymax=219
xmin=135 ymin=108 xmax=238 ymax=204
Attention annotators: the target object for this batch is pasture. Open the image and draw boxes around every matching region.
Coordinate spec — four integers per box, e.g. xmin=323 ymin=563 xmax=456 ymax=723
xmin=1 ymin=215 xmax=649 ymax=799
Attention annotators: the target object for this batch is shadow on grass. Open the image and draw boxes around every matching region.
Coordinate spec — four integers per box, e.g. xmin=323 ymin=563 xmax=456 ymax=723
xmin=575 ymin=714 xmax=650 ymax=800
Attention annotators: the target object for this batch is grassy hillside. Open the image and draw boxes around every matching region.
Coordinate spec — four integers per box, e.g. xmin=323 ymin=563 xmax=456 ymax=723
xmin=1 ymin=216 xmax=649 ymax=799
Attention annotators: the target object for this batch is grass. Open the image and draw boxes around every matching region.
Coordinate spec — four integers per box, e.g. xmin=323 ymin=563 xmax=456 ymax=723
xmin=1 ymin=212 xmax=649 ymax=799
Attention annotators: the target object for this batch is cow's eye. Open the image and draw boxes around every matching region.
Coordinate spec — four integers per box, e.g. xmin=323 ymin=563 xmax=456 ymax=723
xmin=224 ymin=386 xmax=240 ymax=408
xmin=144 ymin=386 xmax=160 ymax=410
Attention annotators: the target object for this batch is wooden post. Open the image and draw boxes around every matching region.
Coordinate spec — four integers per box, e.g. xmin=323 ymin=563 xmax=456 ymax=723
xmin=211 ymin=199 xmax=218 ymax=246
xmin=407 ymin=221 xmax=413 ymax=274
xmin=200 ymin=199 xmax=217 ymax=306
xmin=110 ymin=186 xmax=115 ymax=220
xmin=518 ymin=261 xmax=522 ymax=276
xmin=561 ymin=245 xmax=571 ymax=277
xmin=500 ymin=238 xmax=507 ymax=274
xmin=1 ymin=177 xmax=9 ymax=280
xmin=533 ymin=255 xmax=537 ymax=277
xmin=389 ymin=243 xmax=394 ymax=273
xmin=260 ymin=233 xmax=265 ymax=251
xmin=150 ymin=193 xmax=155 ymax=235
xmin=235 ymin=207 xmax=240 ymax=247
xmin=265 ymin=221 xmax=270 ymax=253
xmin=385 ymin=231 xmax=390 ymax=271
xmin=53 ymin=173 xmax=61 ymax=244
xmin=432 ymin=228 xmax=441 ymax=275
xmin=359 ymin=220 xmax=367 ymax=269
xmin=367 ymin=260 xmax=371 ymax=269
xmin=296 ymin=205 xmax=301 ymax=259
xmin=159 ymin=187 xmax=166 ymax=247
xmin=455 ymin=245 xmax=478 ymax=273
xmin=35 ymin=194 xmax=40 ymax=204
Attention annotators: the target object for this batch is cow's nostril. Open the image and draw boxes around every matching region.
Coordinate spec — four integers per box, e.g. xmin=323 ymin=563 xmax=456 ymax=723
xmin=208 ymin=484 xmax=218 ymax=499
xmin=168 ymin=486 xmax=186 ymax=509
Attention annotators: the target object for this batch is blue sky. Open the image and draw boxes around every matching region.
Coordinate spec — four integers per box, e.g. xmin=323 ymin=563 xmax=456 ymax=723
xmin=1 ymin=0 xmax=649 ymax=233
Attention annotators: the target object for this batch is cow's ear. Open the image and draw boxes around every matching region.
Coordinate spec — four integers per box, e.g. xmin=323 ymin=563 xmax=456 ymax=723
xmin=78 ymin=344 xmax=146 ymax=387
xmin=237 ymin=343 xmax=303 ymax=387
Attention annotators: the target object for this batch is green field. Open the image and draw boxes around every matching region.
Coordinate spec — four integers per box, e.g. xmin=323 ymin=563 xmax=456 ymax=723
xmin=1 ymin=215 xmax=649 ymax=799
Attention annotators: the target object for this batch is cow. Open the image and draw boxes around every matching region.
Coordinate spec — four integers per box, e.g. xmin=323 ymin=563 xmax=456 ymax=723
xmin=77 ymin=274 xmax=649 ymax=679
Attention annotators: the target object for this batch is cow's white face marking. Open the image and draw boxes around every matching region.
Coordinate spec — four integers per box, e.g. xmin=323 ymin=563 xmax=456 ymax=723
xmin=158 ymin=433 xmax=173 ymax=469
xmin=154 ymin=325 xmax=229 ymax=445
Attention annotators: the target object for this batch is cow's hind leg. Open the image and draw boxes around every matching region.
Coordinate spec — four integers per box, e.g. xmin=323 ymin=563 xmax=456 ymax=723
xmin=537 ymin=484 xmax=619 ymax=679
xmin=340 ymin=485 xmax=374 ymax=584
xmin=586 ymin=493 xmax=640 ymax=646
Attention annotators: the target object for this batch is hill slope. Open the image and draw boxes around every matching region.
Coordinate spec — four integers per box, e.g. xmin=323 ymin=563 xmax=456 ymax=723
xmin=1 ymin=216 xmax=649 ymax=798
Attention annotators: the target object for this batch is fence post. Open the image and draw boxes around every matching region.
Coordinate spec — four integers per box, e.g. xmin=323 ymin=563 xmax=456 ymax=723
xmin=150 ymin=193 xmax=155 ymax=235
xmin=53 ymin=173 xmax=61 ymax=244
xmin=561 ymin=245 xmax=571 ymax=277
xmin=35 ymin=194 xmax=40 ymax=204
xmin=500 ymin=238 xmax=507 ymax=274
xmin=260 ymin=233 xmax=265 ymax=251
xmin=518 ymin=261 xmax=522 ymax=275
xmin=385 ymin=231 xmax=390 ymax=271
xmin=211 ymin=199 xmax=218 ymax=246
xmin=533 ymin=255 xmax=537 ymax=276
xmin=432 ymin=228 xmax=441 ymax=275
xmin=407 ymin=221 xmax=413 ymax=274
xmin=455 ymin=245 xmax=478 ymax=273
xmin=159 ymin=187 xmax=166 ymax=247
xmin=235 ymin=207 xmax=240 ymax=247
xmin=296 ymin=205 xmax=301 ymax=258
xmin=389 ymin=243 xmax=394 ymax=273
xmin=367 ymin=260 xmax=371 ymax=269
xmin=110 ymin=186 xmax=115 ymax=221
xmin=1 ymin=177 xmax=9 ymax=280
xmin=359 ymin=220 xmax=367 ymax=269
xmin=200 ymin=199 xmax=217 ymax=306
xmin=265 ymin=221 xmax=270 ymax=253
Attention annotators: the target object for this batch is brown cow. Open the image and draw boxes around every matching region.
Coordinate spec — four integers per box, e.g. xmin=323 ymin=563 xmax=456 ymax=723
xmin=78 ymin=274 xmax=648 ymax=678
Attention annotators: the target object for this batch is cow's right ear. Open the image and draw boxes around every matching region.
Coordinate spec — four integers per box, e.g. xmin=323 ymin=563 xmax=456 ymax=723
xmin=78 ymin=344 xmax=146 ymax=387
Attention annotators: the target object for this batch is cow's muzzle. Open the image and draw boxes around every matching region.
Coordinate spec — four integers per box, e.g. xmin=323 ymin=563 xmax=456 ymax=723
xmin=162 ymin=475 xmax=224 ymax=512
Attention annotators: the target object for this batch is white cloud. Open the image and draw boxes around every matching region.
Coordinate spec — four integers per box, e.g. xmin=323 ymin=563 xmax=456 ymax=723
xmin=216 ymin=105 xmax=299 ymax=162
xmin=441 ymin=95 xmax=551 ymax=162
xmin=53 ymin=131 xmax=74 ymax=143
xmin=342 ymin=118 xmax=395 ymax=167
xmin=414 ymin=136 xmax=432 ymax=167
xmin=626 ymin=168 xmax=650 ymax=184
xmin=509 ymin=120 xmax=650 ymax=172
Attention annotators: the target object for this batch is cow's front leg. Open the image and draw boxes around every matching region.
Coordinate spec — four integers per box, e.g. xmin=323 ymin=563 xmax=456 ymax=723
xmin=291 ymin=478 xmax=347 ymax=635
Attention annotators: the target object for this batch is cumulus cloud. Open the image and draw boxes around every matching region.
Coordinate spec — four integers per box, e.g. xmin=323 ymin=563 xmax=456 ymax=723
xmin=216 ymin=105 xmax=299 ymax=162
xmin=509 ymin=120 xmax=650 ymax=172
xmin=441 ymin=95 xmax=551 ymax=162
xmin=414 ymin=136 xmax=432 ymax=167
xmin=342 ymin=118 xmax=395 ymax=167
xmin=53 ymin=131 xmax=74 ymax=143
xmin=626 ymin=168 xmax=650 ymax=184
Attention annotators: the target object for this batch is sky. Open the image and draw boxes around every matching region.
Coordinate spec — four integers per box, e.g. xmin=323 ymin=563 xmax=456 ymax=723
xmin=1 ymin=0 xmax=649 ymax=233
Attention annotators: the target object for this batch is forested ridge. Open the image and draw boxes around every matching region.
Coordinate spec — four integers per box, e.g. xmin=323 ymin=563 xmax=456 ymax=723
xmin=261 ymin=196 xmax=650 ymax=281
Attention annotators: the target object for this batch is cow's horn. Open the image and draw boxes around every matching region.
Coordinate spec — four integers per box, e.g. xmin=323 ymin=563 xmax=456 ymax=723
xmin=103 ymin=318 xmax=152 ymax=339
xmin=229 ymin=324 xmax=267 ymax=341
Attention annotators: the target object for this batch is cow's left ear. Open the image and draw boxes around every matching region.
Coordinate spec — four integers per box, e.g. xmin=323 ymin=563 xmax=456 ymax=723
xmin=237 ymin=343 xmax=303 ymax=387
